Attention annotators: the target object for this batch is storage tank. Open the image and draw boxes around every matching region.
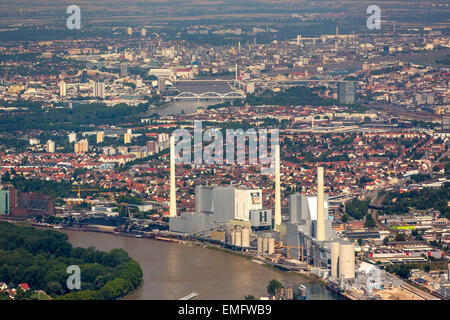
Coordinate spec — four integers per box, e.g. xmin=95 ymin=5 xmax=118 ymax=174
xmin=331 ymin=242 xmax=340 ymax=278
xmin=241 ymin=228 xmax=250 ymax=248
xmin=235 ymin=229 xmax=242 ymax=247
xmin=339 ymin=243 xmax=355 ymax=279
xmin=231 ymin=230 xmax=236 ymax=245
xmin=268 ymin=238 xmax=275 ymax=255
xmin=225 ymin=224 xmax=232 ymax=243
xmin=262 ymin=237 xmax=269 ymax=253
xmin=257 ymin=237 xmax=263 ymax=253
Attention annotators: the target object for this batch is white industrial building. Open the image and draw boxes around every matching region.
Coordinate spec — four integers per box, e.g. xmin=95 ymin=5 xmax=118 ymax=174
xmin=169 ymin=185 xmax=268 ymax=234
xmin=285 ymin=168 xmax=352 ymax=277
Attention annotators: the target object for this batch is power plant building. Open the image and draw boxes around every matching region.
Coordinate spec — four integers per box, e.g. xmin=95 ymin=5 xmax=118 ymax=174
xmin=169 ymin=186 xmax=265 ymax=234
xmin=285 ymin=167 xmax=340 ymax=271
xmin=287 ymin=194 xmax=335 ymax=241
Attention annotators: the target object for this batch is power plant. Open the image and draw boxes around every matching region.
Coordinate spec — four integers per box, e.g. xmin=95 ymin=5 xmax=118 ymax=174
xmin=167 ymin=133 xmax=356 ymax=284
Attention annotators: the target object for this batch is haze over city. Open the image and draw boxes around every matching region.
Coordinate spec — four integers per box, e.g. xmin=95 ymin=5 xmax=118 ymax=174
xmin=0 ymin=0 xmax=449 ymax=308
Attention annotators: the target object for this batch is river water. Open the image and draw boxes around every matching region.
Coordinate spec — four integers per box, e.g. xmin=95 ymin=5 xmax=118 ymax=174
xmin=150 ymin=100 xmax=213 ymax=116
xmin=63 ymin=230 xmax=340 ymax=300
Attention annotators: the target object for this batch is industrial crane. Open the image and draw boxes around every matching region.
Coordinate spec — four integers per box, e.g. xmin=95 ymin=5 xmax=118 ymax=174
xmin=72 ymin=185 xmax=98 ymax=199
xmin=118 ymin=203 xmax=134 ymax=220
xmin=71 ymin=186 xmax=98 ymax=203
xmin=278 ymin=243 xmax=305 ymax=261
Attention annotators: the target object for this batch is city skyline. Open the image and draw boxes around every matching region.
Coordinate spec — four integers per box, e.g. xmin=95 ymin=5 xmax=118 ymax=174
xmin=0 ymin=0 xmax=449 ymax=305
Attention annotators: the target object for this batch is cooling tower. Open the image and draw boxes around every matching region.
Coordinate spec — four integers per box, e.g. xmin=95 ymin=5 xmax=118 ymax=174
xmin=331 ymin=241 xmax=340 ymax=278
xmin=231 ymin=230 xmax=236 ymax=245
xmin=242 ymin=228 xmax=250 ymax=248
xmin=262 ymin=237 xmax=269 ymax=253
xmin=339 ymin=243 xmax=355 ymax=279
xmin=268 ymin=238 xmax=275 ymax=255
xmin=257 ymin=237 xmax=263 ymax=253
xmin=235 ymin=229 xmax=242 ymax=247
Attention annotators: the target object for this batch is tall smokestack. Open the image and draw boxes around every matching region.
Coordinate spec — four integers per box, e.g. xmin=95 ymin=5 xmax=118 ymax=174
xmin=169 ymin=135 xmax=177 ymax=218
xmin=316 ymin=167 xmax=325 ymax=241
xmin=274 ymin=143 xmax=281 ymax=230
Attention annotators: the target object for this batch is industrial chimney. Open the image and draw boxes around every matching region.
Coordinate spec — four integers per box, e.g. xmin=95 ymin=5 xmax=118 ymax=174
xmin=169 ymin=135 xmax=177 ymax=218
xmin=274 ymin=143 xmax=281 ymax=230
xmin=316 ymin=167 xmax=325 ymax=241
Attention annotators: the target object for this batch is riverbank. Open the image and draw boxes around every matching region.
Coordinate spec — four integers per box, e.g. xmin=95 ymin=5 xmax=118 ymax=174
xmin=1 ymin=217 xmax=341 ymax=300
xmin=62 ymin=228 xmax=341 ymax=300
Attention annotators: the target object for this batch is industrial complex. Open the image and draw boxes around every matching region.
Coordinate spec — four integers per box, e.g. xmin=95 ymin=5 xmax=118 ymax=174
xmin=164 ymin=134 xmax=402 ymax=299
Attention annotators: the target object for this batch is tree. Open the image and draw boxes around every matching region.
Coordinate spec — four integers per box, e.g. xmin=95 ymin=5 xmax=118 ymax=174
xmin=345 ymin=198 xmax=369 ymax=220
xmin=395 ymin=233 xmax=406 ymax=242
xmin=46 ymin=281 xmax=64 ymax=296
xmin=245 ymin=295 xmax=256 ymax=300
xmin=383 ymin=237 xmax=389 ymax=246
xmin=267 ymin=279 xmax=283 ymax=296
xmin=341 ymin=213 xmax=350 ymax=222
xmin=15 ymin=287 xmax=32 ymax=300
xmin=364 ymin=214 xmax=376 ymax=229
xmin=0 ymin=221 xmax=142 ymax=300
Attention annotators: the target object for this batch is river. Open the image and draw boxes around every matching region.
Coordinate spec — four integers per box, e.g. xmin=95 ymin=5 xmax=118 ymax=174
xmin=63 ymin=230 xmax=341 ymax=300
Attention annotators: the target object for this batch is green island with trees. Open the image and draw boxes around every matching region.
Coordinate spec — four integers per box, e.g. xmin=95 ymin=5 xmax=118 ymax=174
xmin=0 ymin=221 xmax=142 ymax=300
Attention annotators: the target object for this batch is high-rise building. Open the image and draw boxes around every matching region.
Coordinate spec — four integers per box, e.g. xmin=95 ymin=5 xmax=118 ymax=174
xmin=97 ymin=131 xmax=104 ymax=144
xmin=74 ymin=139 xmax=89 ymax=154
xmin=124 ymin=132 xmax=132 ymax=144
xmin=93 ymin=82 xmax=105 ymax=98
xmin=157 ymin=133 xmax=169 ymax=143
xmin=338 ymin=81 xmax=355 ymax=104
xmin=59 ymin=80 xmax=66 ymax=97
xmin=68 ymin=132 xmax=77 ymax=143
xmin=157 ymin=78 xmax=165 ymax=92
xmin=46 ymin=140 xmax=55 ymax=153
xmin=146 ymin=141 xmax=158 ymax=154
xmin=120 ymin=63 xmax=128 ymax=77
xmin=81 ymin=70 xmax=88 ymax=83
